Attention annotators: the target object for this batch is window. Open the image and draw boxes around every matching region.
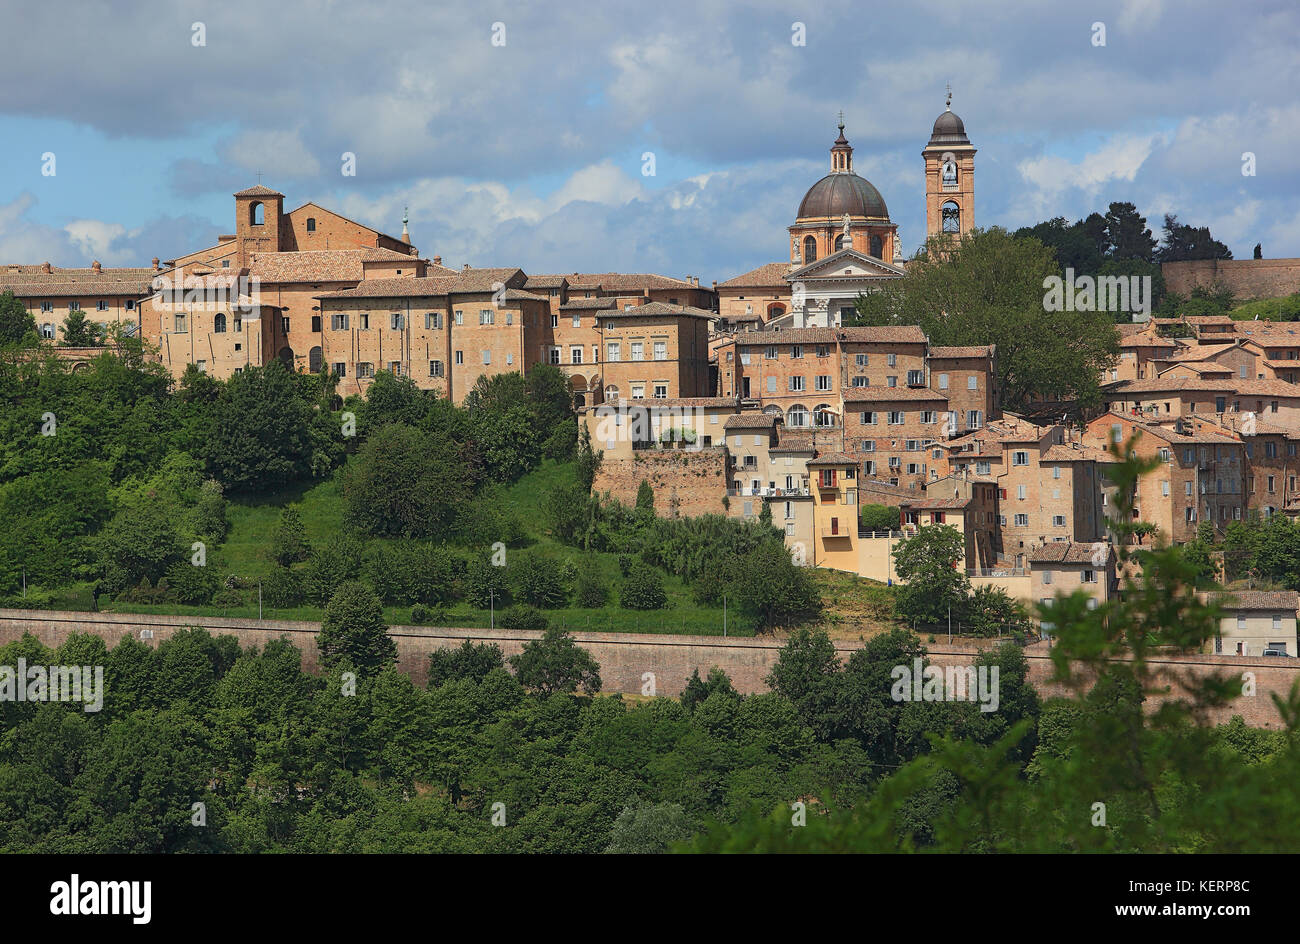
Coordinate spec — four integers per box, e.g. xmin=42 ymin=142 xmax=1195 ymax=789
xmin=1274 ymin=615 xmax=1283 ymax=631
xmin=214 ymin=312 xmax=227 ymax=333
xmin=68 ymin=301 xmax=81 ymax=311
xmin=425 ymin=312 xmax=442 ymax=330
xmin=196 ymin=360 xmax=206 ymax=373
xmin=976 ymin=460 xmax=990 ymax=475
xmin=332 ymin=362 xmax=346 ymax=377
xmin=654 ymin=384 xmax=668 ymax=399
xmin=853 ymin=376 xmax=870 ymax=388
xmin=359 ymin=313 xmax=370 ymax=330
xmin=966 ymin=410 xmax=983 ymax=429
xmin=311 ymin=315 xmax=321 ymax=333
xmin=479 ymin=309 xmax=494 ymax=325
xmin=1012 ymin=451 xmax=1029 ymax=466
xmin=791 ymin=345 xmax=803 ymax=359
xmin=1162 ymin=481 xmax=1170 ymax=497
xmin=765 ymin=346 xmax=778 ymax=360
xmin=938 ymin=373 xmax=949 ymax=389
xmin=654 ymin=341 xmax=667 ymax=361
xmin=606 ymin=342 xmax=620 ymax=362
xmin=357 ymin=362 xmax=375 ymax=379
xmin=887 ymin=376 xmax=897 ymax=388
xmin=1014 ymin=514 xmax=1028 ymax=526
xmin=888 ymin=411 xmax=905 ymax=425
xmin=571 ymin=314 xmax=581 ymax=328
xmin=887 ymin=353 xmax=897 ymax=367
xmin=630 ymin=342 xmax=643 ymax=361
xmin=330 ymin=313 xmax=349 ymax=330
xmin=125 ymin=299 xmax=135 ymax=311
xmin=1042 ymin=570 xmax=1053 ymax=585
xmin=907 ymin=369 xmax=924 ymax=386
xmin=811 ymin=374 xmax=830 ymax=392
xmin=430 ymin=360 xmax=444 ymax=377
xmin=481 ymin=350 xmax=491 ymax=365
xmin=96 ymin=300 xmax=108 ymax=312
xmin=390 ymin=361 xmax=402 ymax=375
xmin=1053 ymin=465 xmax=1062 ymax=479
xmin=548 ymin=347 xmax=561 ymax=365
xmin=968 ymin=375 xmax=977 ymax=390
xmin=454 ymin=351 xmax=464 ymax=365
xmin=787 ymin=405 xmax=808 ymax=427
xmin=789 ymin=376 xmax=805 ymax=392
xmin=856 ymin=354 xmax=868 ymax=367
xmin=1052 ymin=515 xmax=1066 ymax=527
xmin=860 ymin=411 xmax=877 ymax=424
xmin=817 ymin=345 xmax=829 ymax=358
xmin=391 ymin=313 xmax=404 ymax=330
xmin=454 ymin=310 xmax=464 ymax=325
xmin=174 ymin=314 xmax=187 ymax=333
xmin=1017 ymin=485 xmax=1027 ymax=500
xmin=570 ymin=347 xmax=583 ymax=365
xmin=1082 ymin=570 xmax=1096 ymax=583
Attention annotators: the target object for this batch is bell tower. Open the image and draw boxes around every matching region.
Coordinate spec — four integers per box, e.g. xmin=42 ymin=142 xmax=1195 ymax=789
xmin=234 ymin=183 xmax=285 ymax=267
xmin=923 ymin=87 xmax=976 ymax=241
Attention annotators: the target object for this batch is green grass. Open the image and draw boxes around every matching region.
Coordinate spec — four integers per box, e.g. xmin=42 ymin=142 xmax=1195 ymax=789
xmin=100 ymin=458 xmax=756 ymax=637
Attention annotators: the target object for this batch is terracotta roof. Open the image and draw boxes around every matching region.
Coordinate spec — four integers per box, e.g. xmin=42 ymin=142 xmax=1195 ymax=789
xmin=567 ymin=272 xmax=698 ymax=292
xmin=1209 ymin=590 xmax=1299 ymax=611
xmin=770 ymin=431 xmax=817 ymax=453
xmin=721 ymin=312 xmax=764 ymax=322
xmin=716 ymin=262 xmax=791 ymax=289
xmin=596 ymin=302 xmax=715 ymax=320
xmin=1106 ymin=377 xmax=1300 ymax=397
xmin=901 ymin=496 xmax=972 ymax=510
xmin=523 ymin=275 xmax=568 ymax=290
xmin=359 ymin=247 xmax=419 ymax=262
xmin=316 ymin=276 xmax=453 ymax=299
xmin=1029 ymin=542 xmax=1109 ymax=565
xmin=1040 ymin=444 xmax=1115 ymax=463
xmin=0 ymin=279 xmax=151 ymax=297
xmin=561 ymin=296 xmax=622 ymax=310
xmin=843 ymin=386 xmax=949 ymax=402
xmin=807 ymin=451 xmax=860 ymax=465
xmin=0 ymin=264 xmax=157 ymax=284
xmin=234 ymin=184 xmax=284 ymax=197
xmin=737 ymin=325 xmax=928 ymax=346
xmin=724 ymin=412 xmax=779 ymax=429
xmin=1120 ymin=334 xmax=1181 ymax=349
xmin=251 ymin=250 xmax=365 ymax=283
xmin=618 ymin=397 xmax=739 ymax=410
xmin=1157 ymin=362 xmax=1233 ymax=376
xmin=1160 ymin=342 xmax=1239 ymax=363
xmin=928 ymin=345 xmax=993 ymax=359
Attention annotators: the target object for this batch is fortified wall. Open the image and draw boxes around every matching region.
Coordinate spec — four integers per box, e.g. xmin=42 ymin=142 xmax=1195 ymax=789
xmin=1162 ymin=257 xmax=1300 ymax=300
xmin=0 ymin=609 xmax=1293 ymax=727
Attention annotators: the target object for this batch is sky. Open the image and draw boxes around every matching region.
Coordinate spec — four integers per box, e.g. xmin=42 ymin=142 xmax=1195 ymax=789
xmin=0 ymin=0 xmax=1296 ymax=281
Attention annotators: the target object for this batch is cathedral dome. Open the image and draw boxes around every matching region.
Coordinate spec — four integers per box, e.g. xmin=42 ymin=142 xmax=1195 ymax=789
xmin=796 ymin=173 xmax=889 ymax=221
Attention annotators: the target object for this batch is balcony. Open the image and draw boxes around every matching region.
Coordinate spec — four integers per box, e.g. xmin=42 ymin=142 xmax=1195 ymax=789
xmin=727 ymin=486 xmax=810 ymax=498
xmin=968 ymin=568 xmax=1027 ymax=578
xmin=820 ymin=527 xmax=852 ymax=538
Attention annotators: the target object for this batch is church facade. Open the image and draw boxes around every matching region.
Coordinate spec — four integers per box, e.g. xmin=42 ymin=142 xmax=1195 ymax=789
xmin=717 ymin=95 xmax=976 ymax=330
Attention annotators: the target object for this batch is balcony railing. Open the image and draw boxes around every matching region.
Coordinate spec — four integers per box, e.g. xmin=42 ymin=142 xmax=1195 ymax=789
xmin=820 ymin=527 xmax=853 ymax=538
xmin=858 ymin=529 xmax=905 ymax=539
xmin=727 ymin=486 xmax=810 ymax=497
xmin=968 ymin=568 xmax=1027 ymax=577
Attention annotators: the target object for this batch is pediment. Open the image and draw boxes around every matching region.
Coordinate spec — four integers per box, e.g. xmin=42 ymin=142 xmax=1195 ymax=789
xmin=786 ymin=247 xmax=904 ymax=281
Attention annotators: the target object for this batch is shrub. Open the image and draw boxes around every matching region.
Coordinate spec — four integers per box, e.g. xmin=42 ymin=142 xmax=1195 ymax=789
xmin=262 ymin=566 xmax=303 ymax=608
xmin=210 ymin=588 xmax=245 ymax=608
xmin=574 ymin=558 xmax=608 ymax=608
xmin=463 ymin=557 xmax=509 ymax=609
xmin=621 ymin=565 xmax=667 ymax=610
xmin=511 ymin=553 xmax=569 ymax=609
xmin=301 ymin=534 xmax=367 ymax=605
xmin=500 ymin=605 xmax=549 ymax=630
xmin=427 ymin=640 xmax=505 ymax=687
xmin=163 ymin=561 xmax=220 ymax=606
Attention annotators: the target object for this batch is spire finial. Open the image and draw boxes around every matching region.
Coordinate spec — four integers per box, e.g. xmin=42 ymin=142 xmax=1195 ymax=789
xmin=837 ymin=109 xmax=844 ymax=131
xmin=945 ymin=83 xmax=952 ymax=110
xmin=403 ymin=206 xmax=409 ymax=226
xmin=256 ymin=170 xmax=263 ymax=185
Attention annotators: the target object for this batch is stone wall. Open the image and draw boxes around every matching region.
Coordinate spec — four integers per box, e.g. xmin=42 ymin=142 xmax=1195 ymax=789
xmin=1162 ymin=258 xmax=1300 ymax=300
xmin=592 ymin=447 xmax=728 ymax=517
xmin=0 ymin=609 xmax=1294 ymax=727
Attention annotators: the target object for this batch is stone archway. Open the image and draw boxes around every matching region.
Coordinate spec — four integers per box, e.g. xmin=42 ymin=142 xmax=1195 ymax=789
xmin=277 ymin=346 xmax=295 ymax=370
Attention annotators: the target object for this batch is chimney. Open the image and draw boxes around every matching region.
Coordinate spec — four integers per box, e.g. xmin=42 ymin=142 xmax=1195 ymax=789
xmin=712 ymin=280 xmax=717 ymax=290
xmin=463 ymin=263 xmax=470 ymax=271
xmin=91 ymin=260 xmax=102 ymax=273
xmin=42 ymin=261 xmax=51 ymax=274
xmin=152 ymin=257 xmax=160 ymax=272
xmin=433 ymin=256 xmax=442 ymax=266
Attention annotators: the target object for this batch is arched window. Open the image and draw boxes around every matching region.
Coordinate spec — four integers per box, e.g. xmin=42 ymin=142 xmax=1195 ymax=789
xmin=802 ymin=236 xmax=817 ymax=264
xmin=306 ymin=217 xmax=316 ymax=232
xmin=814 ymin=404 xmax=837 ymax=427
xmin=762 ymin=404 xmax=783 ymax=417
xmin=767 ymin=303 xmax=785 ymax=319
xmin=250 ymin=201 xmax=264 ymax=225
xmin=786 ymin=404 xmax=808 ymax=428
xmin=309 ymin=346 xmax=323 ymax=373
xmin=870 ymin=235 xmax=883 ymax=258
xmin=942 ymin=201 xmax=960 ymax=234
xmin=214 ymin=312 xmax=227 ymax=333
xmin=833 ymin=234 xmax=846 ymax=252
xmin=604 ymin=384 xmax=619 ymax=403
xmin=573 ymin=394 xmax=585 ymax=408
xmin=277 ymin=346 xmax=295 ymax=369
